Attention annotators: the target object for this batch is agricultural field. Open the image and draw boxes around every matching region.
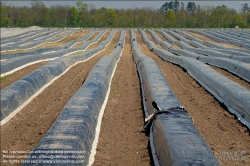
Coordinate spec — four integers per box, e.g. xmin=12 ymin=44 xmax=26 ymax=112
xmin=1 ymin=27 xmax=250 ymax=166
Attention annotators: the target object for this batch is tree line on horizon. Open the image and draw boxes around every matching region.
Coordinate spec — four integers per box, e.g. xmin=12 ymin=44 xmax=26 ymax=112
xmin=0 ymin=0 xmax=250 ymax=28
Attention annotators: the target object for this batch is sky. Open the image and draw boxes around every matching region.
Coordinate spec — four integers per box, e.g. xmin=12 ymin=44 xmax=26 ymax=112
xmin=2 ymin=1 xmax=249 ymax=12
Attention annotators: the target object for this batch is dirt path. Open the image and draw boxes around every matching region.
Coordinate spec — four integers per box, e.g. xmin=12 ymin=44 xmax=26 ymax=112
xmin=135 ymin=30 xmax=250 ymax=166
xmin=93 ymin=30 xmax=151 ymax=166
xmin=1 ymin=31 xmax=121 ymax=166
xmin=186 ymin=31 xmax=246 ymax=49
xmin=210 ymin=65 xmax=250 ymax=90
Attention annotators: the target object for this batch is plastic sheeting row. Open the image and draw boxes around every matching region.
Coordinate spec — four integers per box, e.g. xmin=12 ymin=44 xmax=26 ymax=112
xmin=0 ymin=29 xmax=116 ymax=125
xmin=1 ymin=30 xmax=96 ymax=60
xmin=21 ymin=30 xmax=125 ymax=166
xmin=159 ymin=30 xmax=250 ymax=63
xmin=169 ymin=30 xmax=250 ymax=54
xmin=214 ymin=30 xmax=250 ymax=42
xmin=189 ymin=30 xmax=250 ymax=49
xmin=169 ymin=47 xmax=250 ymax=83
xmin=139 ymin=30 xmax=250 ymax=128
xmin=1 ymin=30 xmax=60 ymax=46
xmin=1 ymin=30 xmax=77 ymax=52
xmin=146 ymin=29 xmax=250 ymax=83
xmin=206 ymin=30 xmax=250 ymax=43
xmin=1 ymin=29 xmax=45 ymax=43
xmin=168 ymin=30 xmax=250 ymax=57
xmin=219 ymin=30 xmax=250 ymax=40
xmin=64 ymin=29 xmax=97 ymax=48
xmin=1 ymin=30 xmax=65 ymax=46
xmin=0 ymin=30 xmax=106 ymax=76
xmin=1 ymin=30 xmax=64 ymax=48
xmin=131 ymin=29 xmax=220 ymax=166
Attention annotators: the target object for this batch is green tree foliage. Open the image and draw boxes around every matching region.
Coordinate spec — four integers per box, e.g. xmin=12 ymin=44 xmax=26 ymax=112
xmin=30 ymin=0 xmax=47 ymax=26
xmin=106 ymin=8 xmax=117 ymax=26
xmin=99 ymin=8 xmax=117 ymax=27
xmin=165 ymin=10 xmax=176 ymax=27
xmin=3 ymin=17 xmax=10 ymax=26
xmin=0 ymin=4 xmax=11 ymax=27
xmin=232 ymin=14 xmax=247 ymax=28
xmin=44 ymin=8 xmax=52 ymax=26
xmin=76 ymin=0 xmax=88 ymax=26
xmin=76 ymin=0 xmax=88 ymax=14
xmin=242 ymin=12 xmax=250 ymax=27
xmin=0 ymin=4 xmax=4 ymax=14
xmin=69 ymin=6 xmax=78 ymax=26
xmin=0 ymin=1 xmax=249 ymax=28
xmin=0 ymin=5 xmax=5 ymax=26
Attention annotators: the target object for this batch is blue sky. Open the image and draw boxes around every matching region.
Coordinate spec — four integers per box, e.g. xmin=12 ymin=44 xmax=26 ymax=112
xmin=3 ymin=1 xmax=249 ymax=12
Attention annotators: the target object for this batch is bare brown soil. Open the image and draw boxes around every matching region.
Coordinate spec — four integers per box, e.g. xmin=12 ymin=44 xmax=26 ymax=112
xmin=68 ymin=30 xmax=119 ymax=56
xmin=186 ymin=31 xmax=246 ymax=49
xmin=172 ymin=43 xmax=183 ymax=49
xmin=35 ymin=30 xmax=90 ymax=48
xmin=1 ymin=32 xmax=71 ymax=54
xmin=19 ymin=42 xmax=32 ymax=46
xmin=52 ymin=32 xmax=66 ymax=38
xmin=93 ymin=30 xmax=151 ymax=166
xmin=85 ymin=31 xmax=102 ymax=41
xmin=86 ymin=30 xmax=110 ymax=50
xmin=0 ymin=61 xmax=48 ymax=90
xmin=154 ymin=31 xmax=172 ymax=43
xmin=135 ymin=30 xmax=250 ymax=166
xmin=72 ymin=31 xmax=100 ymax=48
xmin=0 ymin=31 xmax=121 ymax=166
xmin=210 ymin=65 xmax=250 ymax=90
xmin=2 ymin=49 xmax=27 ymax=54
xmin=154 ymin=31 xmax=183 ymax=49
xmin=71 ymin=42 xmax=83 ymax=48
xmin=186 ymin=31 xmax=224 ymax=43
xmin=102 ymin=32 xmax=121 ymax=54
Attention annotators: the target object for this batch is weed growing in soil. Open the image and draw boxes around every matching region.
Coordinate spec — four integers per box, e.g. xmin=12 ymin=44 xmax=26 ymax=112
xmin=0 ymin=75 xmax=9 ymax=82
xmin=54 ymin=34 xmax=60 ymax=38
xmin=109 ymin=87 xmax=116 ymax=99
